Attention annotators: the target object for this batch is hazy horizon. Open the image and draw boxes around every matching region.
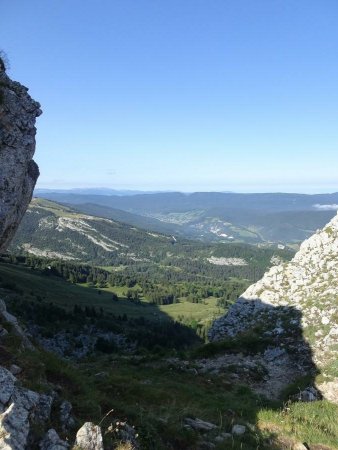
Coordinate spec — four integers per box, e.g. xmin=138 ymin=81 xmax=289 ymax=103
xmin=35 ymin=185 xmax=338 ymax=196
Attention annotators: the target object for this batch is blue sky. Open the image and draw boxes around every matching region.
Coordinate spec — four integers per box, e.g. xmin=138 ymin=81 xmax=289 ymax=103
xmin=1 ymin=0 xmax=338 ymax=192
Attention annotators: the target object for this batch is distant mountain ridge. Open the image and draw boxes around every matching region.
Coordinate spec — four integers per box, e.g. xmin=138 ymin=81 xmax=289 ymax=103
xmin=35 ymin=188 xmax=166 ymax=196
xmin=35 ymin=190 xmax=338 ymax=212
xmin=35 ymin=190 xmax=338 ymax=244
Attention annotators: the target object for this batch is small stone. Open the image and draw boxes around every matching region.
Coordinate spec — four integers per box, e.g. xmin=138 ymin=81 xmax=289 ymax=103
xmin=0 ymin=327 xmax=8 ymax=338
xmin=10 ymin=364 xmax=22 ymax=375
xmin=184 ymin=417 xmax=217 ymax=432
xmin=214 ymin=433 xmax=231 ymax=443
xmin=94 ymin=372 xmax=108 ymax=379
xmin=298 ymin=387 xmax=319 ymax=402
xmin=197 ymin=442 xmax=216 ymax=449
xmin=232 ymin=424 xmax=246 ymax=435
xmin=114 ymin=420 xmax=139 ymax=448
xmin=220 ymin=432 xmax=232 ymax=438
xmin=292 ymin=443 xmax=308 ymax=450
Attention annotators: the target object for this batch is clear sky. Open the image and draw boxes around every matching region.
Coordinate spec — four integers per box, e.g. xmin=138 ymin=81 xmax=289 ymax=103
xmin=1 ymin=0 xmax=338 ymax=193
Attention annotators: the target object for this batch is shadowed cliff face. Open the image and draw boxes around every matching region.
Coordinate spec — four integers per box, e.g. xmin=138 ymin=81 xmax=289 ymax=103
xmin=209 ymin=299 xmax=319 ymax=399
xmin=0 ymin=61 xmax=41 ymax=252
xmin=209 ymin=212 xmax=338 ymax=402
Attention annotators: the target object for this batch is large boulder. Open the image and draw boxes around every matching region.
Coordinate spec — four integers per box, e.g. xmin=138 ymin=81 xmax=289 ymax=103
xmin=0 ymin=59 xmax=41 ymax=252
xmin=75 ymin=422 xmax=104 ymax=450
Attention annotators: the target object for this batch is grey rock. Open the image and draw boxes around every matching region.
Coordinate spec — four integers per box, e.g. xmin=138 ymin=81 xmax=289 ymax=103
xmin=11 ymin=386 xmax=39 ymax=411
xmin=232 ymin=424 xmax=246 ymax=435
xmin=221 ymin=432 xmax=232 ymax=438
xmin=0 ymin=367 xmax=46 ymax=450
xmin=39 ymin=429 xmax=69 ymax=450
xmin=34 ymin=393 xmax=54 ymax=423
xmin=0 ymin=326 xmax=9 ymax=338
xmin=0 ymin=402 xmax=30 ymax=450
xmin=9 ymin=365 xmax=22 ymax=376
xmin=75 ymin=422 xmax=103 ymax=450
xmin=0 ymin=62 xmax=45 ymax=450
xmin=60 ymin=400 xmax=75 ymax=431
xmin=184 ymin=417 xmax=217 ymax=432
xmin=0 ymin=299 xmax=34 ymax=350
xmin=197 ymin=442 xmax=216 ymax=449
xmin=263 ymin=347 xmax=286 ymax=362
xmin=214 ymin=433 xmax=232 ymax=442
xmin=297 ymin=386 xmax=319 ymax=402
xmin=114 ymin=420 xmax=139 ymax=448
xmin=0 ymin=367 xmax=15 ymax=406
xmin=0 ymin=63 xmax=41 ymax=253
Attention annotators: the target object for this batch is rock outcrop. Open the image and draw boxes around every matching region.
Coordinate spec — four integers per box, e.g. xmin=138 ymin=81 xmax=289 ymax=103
xmin=0 ymin=57 xmax=141 ymax=450
xmin=0 ymin=59 xmax=45 ymax=449
xmin=0 ymin=367 xmax=54 ymax=449
xmin=0 ymin=59 xmax=41 ymax=252
xmin=0 ymin=298 xmax=34 ymax=350
xmin=209 ymin=212 xmax=338 ymax=399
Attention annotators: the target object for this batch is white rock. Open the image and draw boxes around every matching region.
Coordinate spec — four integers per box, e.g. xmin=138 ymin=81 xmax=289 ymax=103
xmin=321 ymin=316 xmax=330 ymax=325
xmin=75 ymin=422 xmax=104 ymax=450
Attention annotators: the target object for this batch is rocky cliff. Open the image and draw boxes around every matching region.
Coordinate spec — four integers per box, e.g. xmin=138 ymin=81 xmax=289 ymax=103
xmin=0 ymin=60 xmax=139 ymax=450
xmin=209 ymin=211 xmax=338 ymax=401
xmin=0 ymin=60 xmax=41 ymax=252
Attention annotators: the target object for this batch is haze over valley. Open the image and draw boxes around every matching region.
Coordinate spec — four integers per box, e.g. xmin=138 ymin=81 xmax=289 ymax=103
xmin=34 ymin=189 xmax=338 ymax=245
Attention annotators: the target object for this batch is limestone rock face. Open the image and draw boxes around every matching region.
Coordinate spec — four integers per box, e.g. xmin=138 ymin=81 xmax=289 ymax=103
xmin=0 ymin=367 xmax=53 ymax=450
xmin=0 ymin=63 xmax=41 ymax=252
xmin=209 ymin=212 xmax=338 ymax=393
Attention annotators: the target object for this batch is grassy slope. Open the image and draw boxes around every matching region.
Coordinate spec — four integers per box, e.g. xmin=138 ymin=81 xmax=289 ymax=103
xmin=1 ymin=261 xmax=338 ymax=449
xmin=0 ymin=262 xmax=223 ymax=324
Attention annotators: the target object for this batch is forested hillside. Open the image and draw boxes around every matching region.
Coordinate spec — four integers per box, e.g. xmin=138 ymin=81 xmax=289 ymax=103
xmin=10 ymin=198 xmax=294 ymax=280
